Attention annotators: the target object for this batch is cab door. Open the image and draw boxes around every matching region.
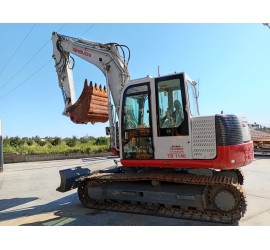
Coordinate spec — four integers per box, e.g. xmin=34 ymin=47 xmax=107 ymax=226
xmin=153 ymin=73 xmax=192 ymax=159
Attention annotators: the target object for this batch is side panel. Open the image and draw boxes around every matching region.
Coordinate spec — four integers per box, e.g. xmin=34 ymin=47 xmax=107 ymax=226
xmin=191 ymin=116 xmax=217 ymax=159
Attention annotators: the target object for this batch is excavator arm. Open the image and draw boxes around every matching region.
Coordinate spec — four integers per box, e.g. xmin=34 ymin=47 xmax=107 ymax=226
xmin=52 ymin=32 xmax=130 ymax=118
xmin=52 ymin=32 xmax=130 ymax=150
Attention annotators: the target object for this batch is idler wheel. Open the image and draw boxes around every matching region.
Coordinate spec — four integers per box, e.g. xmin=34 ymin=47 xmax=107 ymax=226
xmin=211 ymin=188 xmax=238 ymax=212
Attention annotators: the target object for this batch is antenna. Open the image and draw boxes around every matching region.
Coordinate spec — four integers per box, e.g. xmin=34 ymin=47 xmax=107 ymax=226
xmin=158 ymin=66 xmax=160 ymax=77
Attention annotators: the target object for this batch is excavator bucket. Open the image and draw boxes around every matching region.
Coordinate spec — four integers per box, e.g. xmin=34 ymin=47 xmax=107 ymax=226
xmin=56 ymin=167 xmax=91 ymax=192
xmin=68 ymin=79 xmax=109 ymax=124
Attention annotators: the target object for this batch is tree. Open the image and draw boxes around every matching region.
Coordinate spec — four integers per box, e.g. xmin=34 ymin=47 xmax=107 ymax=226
xmin=9 ymin=136 xmax=25 ymax=147
xmin=49 ymin=137 xmax=62 ymax=146
xmin=95 ymin=137 xmax=109 ymax=145
xmin=66 ymin=136 xmax=77 ymax=147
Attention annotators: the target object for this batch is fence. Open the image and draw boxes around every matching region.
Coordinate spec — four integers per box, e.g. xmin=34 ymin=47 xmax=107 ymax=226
xmin=3 ymin=151 xmax=114 ymax=164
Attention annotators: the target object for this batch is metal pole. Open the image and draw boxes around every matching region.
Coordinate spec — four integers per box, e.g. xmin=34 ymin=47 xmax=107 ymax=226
xmin=0 ymin=119 xmax=3 ymax=172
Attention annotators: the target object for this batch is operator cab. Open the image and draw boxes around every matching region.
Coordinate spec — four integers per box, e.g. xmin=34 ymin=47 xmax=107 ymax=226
xmin=120 ymin=72 xmax=199 ymax=163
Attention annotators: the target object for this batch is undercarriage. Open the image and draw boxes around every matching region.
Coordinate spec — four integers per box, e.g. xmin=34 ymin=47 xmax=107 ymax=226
xmin=73 ymin=167 xmax=246 ymax=224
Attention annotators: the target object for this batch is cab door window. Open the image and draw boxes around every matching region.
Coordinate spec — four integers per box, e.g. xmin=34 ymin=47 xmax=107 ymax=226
xmin=156 ymin=75 xmax=189 ymax=136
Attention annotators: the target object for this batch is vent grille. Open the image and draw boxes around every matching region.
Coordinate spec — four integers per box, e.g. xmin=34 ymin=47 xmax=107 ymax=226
xmin=192 ymin=117 xmax=216 ymax=159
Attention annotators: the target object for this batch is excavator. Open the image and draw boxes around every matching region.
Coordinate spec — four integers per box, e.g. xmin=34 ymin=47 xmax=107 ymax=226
xmin=51 ymin=32 xmax=254 ymax=224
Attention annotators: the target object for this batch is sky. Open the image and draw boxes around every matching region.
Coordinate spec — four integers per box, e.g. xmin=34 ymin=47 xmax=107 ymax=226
xmin=1 ymin=23 xmax=269 ymax=138
xmin=0 ymin=2 xmax=270 ymax=139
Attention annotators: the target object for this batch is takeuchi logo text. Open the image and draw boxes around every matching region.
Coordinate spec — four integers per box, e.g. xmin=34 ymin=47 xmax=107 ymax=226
xmin=170 ymin=145 xmax=183 ymax=151
xmin=73 ymin=47 xmax=91 ymax=57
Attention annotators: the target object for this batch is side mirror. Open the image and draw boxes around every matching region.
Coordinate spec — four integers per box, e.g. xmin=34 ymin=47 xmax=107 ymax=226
xmin=105 ymin=127 xmax=110 ymax=136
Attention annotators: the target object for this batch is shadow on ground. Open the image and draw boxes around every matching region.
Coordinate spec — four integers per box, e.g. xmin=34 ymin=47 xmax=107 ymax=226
xmin=0 ymin=193 xmax=77 ymax=223
xmin=0 ymin=193 xmax=235 ymax=226
xmin=0 ymin=197 xmax=39 ymax=211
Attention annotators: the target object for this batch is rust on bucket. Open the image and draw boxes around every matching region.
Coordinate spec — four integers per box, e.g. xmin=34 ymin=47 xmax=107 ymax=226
xmin=68 ymin=79 xmax=109 ymax=124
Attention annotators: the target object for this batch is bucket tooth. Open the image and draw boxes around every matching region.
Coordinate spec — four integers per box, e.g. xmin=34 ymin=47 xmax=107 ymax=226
xmin=67 ymin=79 xmax=109 ymax=124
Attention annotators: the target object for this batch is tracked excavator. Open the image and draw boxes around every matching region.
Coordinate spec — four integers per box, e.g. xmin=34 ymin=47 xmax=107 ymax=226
xmin=52 ymin=32 xmax=254 ymax=224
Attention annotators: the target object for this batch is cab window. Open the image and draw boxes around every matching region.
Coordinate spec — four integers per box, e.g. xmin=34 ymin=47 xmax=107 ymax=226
xmin=156 ymin=75 xmax=189 ymax=136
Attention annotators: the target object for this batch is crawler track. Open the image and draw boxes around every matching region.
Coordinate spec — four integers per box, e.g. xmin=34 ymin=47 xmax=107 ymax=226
xmin=78 ymin=172 xmax=247 ymax=224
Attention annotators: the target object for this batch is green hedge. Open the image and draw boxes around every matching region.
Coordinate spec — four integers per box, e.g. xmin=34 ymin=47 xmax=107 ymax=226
xmin=3 ymin=136 xmax=110 ymax=155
